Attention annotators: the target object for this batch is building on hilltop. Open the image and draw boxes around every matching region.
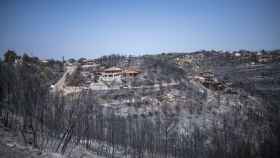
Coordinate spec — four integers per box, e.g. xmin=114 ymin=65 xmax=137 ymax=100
xmin=99 ymin=66 xmax=123 ymax=81
xmin=98 ymin=67 xmax=141 ymax=82
xmin=122 ymin=68 xmax=141 ymax=78
xmin=257 ymin=54 xmax=273 ymax=63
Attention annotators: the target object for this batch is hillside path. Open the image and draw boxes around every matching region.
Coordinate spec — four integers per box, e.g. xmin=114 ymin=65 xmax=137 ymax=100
xmin=54 ymin=65 xmax=77 ymax=92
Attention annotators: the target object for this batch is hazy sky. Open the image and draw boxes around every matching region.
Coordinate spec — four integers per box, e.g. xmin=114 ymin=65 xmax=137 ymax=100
xmin=0 ymin=0 xmax=279 ymax=59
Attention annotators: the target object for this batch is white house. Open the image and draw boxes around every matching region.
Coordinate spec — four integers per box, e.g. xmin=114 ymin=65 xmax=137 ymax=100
xmin=99 ymin=67 xmax=123 ymax=82
xmin=99 ymin=67 xmax=141 ymax=82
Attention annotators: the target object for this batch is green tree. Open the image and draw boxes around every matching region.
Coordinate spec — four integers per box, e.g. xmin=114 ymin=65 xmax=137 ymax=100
xmin=68 ymin=58 xmax=76 ymax=63
xmin=22 ymin=53 xmax=39 ymax=63
xmin=78 ymin=57 xmax=86 ymax=63
xmin=4 ymin=50 xmax=17 ymax=64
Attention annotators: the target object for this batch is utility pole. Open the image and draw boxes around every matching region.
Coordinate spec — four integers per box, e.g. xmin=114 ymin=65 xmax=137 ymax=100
xmin=62 ymin=56 xmax=65 ymax=72
xmin=62 ymin=56 xmax=65 ymax=63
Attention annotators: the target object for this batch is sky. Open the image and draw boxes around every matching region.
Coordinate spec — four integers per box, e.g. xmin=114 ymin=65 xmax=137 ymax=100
xmin=0 ymin=0 xmax=279 ymax=59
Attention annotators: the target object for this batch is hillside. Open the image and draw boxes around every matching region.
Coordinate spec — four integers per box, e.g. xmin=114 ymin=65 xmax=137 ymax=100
xmin=1 ymin=50 xmax=280 ymax=158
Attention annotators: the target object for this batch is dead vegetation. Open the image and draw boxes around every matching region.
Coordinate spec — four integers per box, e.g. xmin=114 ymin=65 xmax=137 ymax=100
xmin=1 ymin=50 xmax=280 ymax=158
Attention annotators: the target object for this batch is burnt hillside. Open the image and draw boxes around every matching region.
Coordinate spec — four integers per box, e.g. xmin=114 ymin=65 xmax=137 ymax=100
xmin=1 ymin=50 xmax=280 ymax=158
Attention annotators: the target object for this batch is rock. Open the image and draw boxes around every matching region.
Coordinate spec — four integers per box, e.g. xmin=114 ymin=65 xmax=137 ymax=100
xmin=6 ymin=143 xmax=16 ymax=148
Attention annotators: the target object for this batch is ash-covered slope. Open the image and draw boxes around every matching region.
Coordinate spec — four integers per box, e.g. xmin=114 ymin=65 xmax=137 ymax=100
xmin=3 ymin=51 xmax=278 ymax=158
xmin=61 ymin=52 xmax=276 ymax=157
xmin=63 ymin=52 xmax=277 ymax=133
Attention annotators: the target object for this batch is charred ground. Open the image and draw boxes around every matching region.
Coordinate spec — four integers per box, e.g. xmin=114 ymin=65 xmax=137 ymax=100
xmin=1 ymin=50 xmax=280 ymax=158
